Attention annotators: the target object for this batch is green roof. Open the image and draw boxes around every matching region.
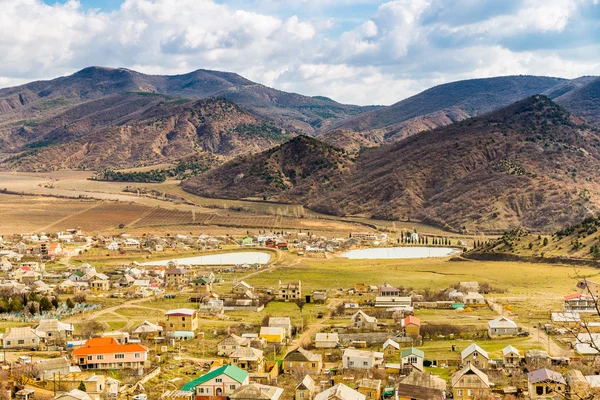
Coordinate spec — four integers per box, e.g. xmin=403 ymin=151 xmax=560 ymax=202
xmin=181 ymin=364 xmax=248 ymax=392
xmin=400 ymin=347 xmax=424 ymax=358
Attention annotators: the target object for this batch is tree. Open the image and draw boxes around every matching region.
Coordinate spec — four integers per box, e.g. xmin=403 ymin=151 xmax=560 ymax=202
xmin=74 ymin=293 xmax=87 ymax=304
xmin=40 ymin=297 xmax=52 ymax=311
xmin=66 ymin=298 xmax=75 ymax=309
xmin=78 ymin=381 xmax=87 ymax=392
xmin=51 ymin=297 xmax=59 ymax=309
xmin=543 ymin=237 xmax=549 ymax=246
xmin=79 ymin=320 xmax=109 ymax=339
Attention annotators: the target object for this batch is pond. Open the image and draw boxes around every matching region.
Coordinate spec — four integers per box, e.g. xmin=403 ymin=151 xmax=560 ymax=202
xmin=140 ymin=251 xmax=271 ymax=266
xmin=340 ymin=247 xmax=460 ymax=259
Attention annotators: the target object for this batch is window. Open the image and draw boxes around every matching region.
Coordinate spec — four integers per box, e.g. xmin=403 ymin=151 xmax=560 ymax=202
xmin=182 ymin=317 xmax=186 ymax=321
xmin=367 ymin=393 xmax=372 ymax=398
xmin=170 ymin=323 xmax=173 ymax=328
xmin=97 ymin=355 xmax=104 ymax=360
xmin=87 ymin=356 xmax=92 ymax=361
xmin=216 ymin=378 xmax=222 ymax=383
xmin=299 ymin=393 xmax=305 ymax=398
xmin=198 ymin=388 xmax=204 ymax=394
xmin=457 ymin=389 xmax=463 ymax=396
xmin=134 ymin=353 xmax=140 ymax=358
xmin=536 ymin=386 xmax=544 ymax=396
xmin=206 ymin=389 xmax=211 ymax=394
xmin=230 ymin=385 xmax=236 ymax=390
xmin=115 ymin=354 xmax=125 ymax=359
xmin=468 ymin=390 xmax=473 ymax=396
xmin=18 ymin=340 xmax=24 ymax=345
xmin=312 ymin=363 xmax=316 ymax=368
xmin=182 ymin=324 xmax=186 ymax=328
xmin=363 ymin=362 xmax=368 ymax=366
xmin=349 ymin=361 xmax=354 ymax=366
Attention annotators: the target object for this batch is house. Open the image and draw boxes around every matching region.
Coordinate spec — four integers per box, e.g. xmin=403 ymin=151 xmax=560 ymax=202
xmin=56 ymin=372 xmax=109 ymax=400
xmin=54 ymin=389 xmax=93 ymax=400
xmin=452 ymin=364 xmax=490 ymax=400
xmin=312 ymin=290 xmax=327 ymax=303
xmin=268 ymin=317 xmax=292 ymax=338
xmin=233 ymin=281 xmax=254 ymax=295
xmin=165 ymin=308 xmax=198 ymax=332
xmin=383 ymin=338 xmax=400 ymax=358
xmin=106 ymin=242 xmax=119 ymax=251
xmin=401 ymin=316 xmax=421 ymax=338
xmin=90 ymin=280 xmax=110 ymax=292
xmin=525 ymin=350 xmax=551 ymax=367
xmin=464 ymin=292 xmax=485 ymax=305
xmin=564 ymin=293 xmax=597 ymax=313
xmin=229 ymin=383 xmax=283 ymax=400
xmin=551 ymin=311 xmax=581 ymax=327
xmin=574 ymin=332 xmax=600 ymax=355
xmin=295 ymin=375 xmax=316 ymax=400
xmin=342 ymin=349 xmax=383 ymax=370
xmin=72 ymin=337 xmax=148 ymax=370
xmin=181 ymin=364 xmax=249 ymax=397
xmin=122 ymin=238 xmax=141 ymax=250
xmin=229 ymin=347 xmax=265 ymax=372
xmin=487 ymin=316 xmax=518 ymax=337
xmin=218 ymin=334 xmax=250 ymax=356
xmin=34 ymin=319 xmax=74 ymax=344
xmin=3 ymin=327 xmax=41 ymax=350
xmin=502 ymin=345 xmax=521 ymax=367
xmin=397 ymin=371 xmax=446 ymax=400
xmin=161 ymin=391 xmax=193 ymax=400
xmin=314 ymin=384 xmax=365 ymax=400
xmin=277 ymin=281 xmax=302 ymax=301
xmin=527 ymin=368 xmax=566 ymax=399
xmin=32 ymin=356 xmax=71 ymax=380
xmin=259 ymin=327 xmax=285 ymax=343
xmin=119 ymin=275 xmax=135 ymax=287
xmin=356 ymin=378 xmax=381 ymax=400
xmin=401 ymin=347 xmax=424 ymax=372
xmin=315 ymin=332 xmax=339 ymax=349
xmin=375 ymin=296 xmax=412 ymax=309
xmin=282 ymin=348 xmax=323 ymax=374
xmin=577 ymin=279 xmax=600 ymax=297
xmin=166 ymin=267 xmax=191 ymax=288
xmin=461 ymin=344 xmax=489 ymax=369
xmin=193 ymin=273 xmax=214 ymax=293
xmin=565 ymin=370 xmax=590 ymax=400
xmin=379 ymin=283 xmax=400 ymax=297
xmin=132 ymin=320 xmax=163 ymax=339
xmin=350 ymin=310 xmax=378 ymax=330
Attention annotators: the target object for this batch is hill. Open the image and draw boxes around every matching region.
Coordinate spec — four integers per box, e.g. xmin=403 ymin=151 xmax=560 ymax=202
xmin=468 ymin=214 xmax=600 ymax=261
xmin=0 ymin=66 xmax=370 ymax=156
xmin=5 ymin=97 xmax=292 ymax=170
xmin=553 ymin=77 xmax=600 ymax=126
xmin=181 ymin=135 xmax=354 ymax=207
xmin=322 ymin=76 xmax=566 ymax=148
xmin=185 ymin=96 xmax=600 ymax=233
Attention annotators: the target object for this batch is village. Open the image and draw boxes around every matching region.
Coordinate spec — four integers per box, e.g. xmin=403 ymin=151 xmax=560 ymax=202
xmin=0 ymin=229 xmax=600 ymax=400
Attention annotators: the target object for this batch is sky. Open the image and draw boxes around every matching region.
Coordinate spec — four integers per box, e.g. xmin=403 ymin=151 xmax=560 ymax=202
xmin=0 ymin=0 xmax=599 ymax=105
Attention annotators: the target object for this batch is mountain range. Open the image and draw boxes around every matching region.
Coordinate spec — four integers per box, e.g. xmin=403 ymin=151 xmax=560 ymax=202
xmin=184 ymin=96 xmax=600 ymax=233
xmin=2 ymin=67 xmax=600 ymax=232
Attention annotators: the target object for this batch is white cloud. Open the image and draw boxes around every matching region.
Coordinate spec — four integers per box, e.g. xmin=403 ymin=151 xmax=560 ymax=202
xmin=0 ymin=0 xmax=599 ymax=105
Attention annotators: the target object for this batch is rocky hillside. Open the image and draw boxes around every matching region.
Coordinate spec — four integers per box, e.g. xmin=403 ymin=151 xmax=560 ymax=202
xmin=0 ymin=66 xmax=368 ymax=144
xmin=185 ymin=96 xmax=600 ymax=233
xmin=553 ymin=76 xmax=600 ymax=126
xmin=322 ymin=76 xmax=566 ymax=149
xmin=182 ymin=135 xmax=354 ymax=205
xmin=5 ymin=98 xmax=292 ymax=170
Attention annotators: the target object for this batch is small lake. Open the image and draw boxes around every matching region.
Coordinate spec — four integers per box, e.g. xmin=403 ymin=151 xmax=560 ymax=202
xmin=341 ymin=247 xmax=460 ymax=259
xmin=140 ymin=252 xmax=271 ymax=266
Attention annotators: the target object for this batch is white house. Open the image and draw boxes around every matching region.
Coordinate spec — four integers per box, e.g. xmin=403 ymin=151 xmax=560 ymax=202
xmin=401 ymin=347 xmax=424 ymax=372
xmin=488 ymin=316 xmax=518 ymax=337
xmin=182 ymin=364 xmax=249 ymax=397
xmin=342 ymin=349 xmax=383 ymax=370
xmin=315 ymin=332 xmax=339 ymax=348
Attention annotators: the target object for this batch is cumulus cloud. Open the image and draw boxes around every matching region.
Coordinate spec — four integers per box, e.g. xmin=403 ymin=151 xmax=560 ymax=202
xmin=0 ymin=0 xmax=599 ymax=105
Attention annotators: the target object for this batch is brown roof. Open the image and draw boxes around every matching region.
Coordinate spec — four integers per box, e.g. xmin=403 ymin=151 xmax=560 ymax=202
xmin=397 ymin=383 xmax=444 ymax=399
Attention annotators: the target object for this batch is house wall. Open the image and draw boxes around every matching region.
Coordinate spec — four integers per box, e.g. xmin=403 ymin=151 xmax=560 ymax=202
xmin=343 ymin=355 xmax=373 ymax=369
xmin=453 ymin=376 xmax=489 ymax=400
xmin=462 ymin=353 xmax=488 ymax=369
xmin=195 ymin=375 xmax=248 ymax=397
xmin=166 ymin=314 xmax=198 ymax=331
xmin=282 ymin=360 xmax=322 ymax=374
xmin=528 ymin=382 xmax=567 ymax=399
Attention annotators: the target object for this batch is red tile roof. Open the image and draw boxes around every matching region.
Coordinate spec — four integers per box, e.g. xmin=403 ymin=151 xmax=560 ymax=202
xmin=72 ymin=337 xmax=148 ymax=356
xmin=564 ymin=293 xmax=593 ymax=300
xmin=403 ymin=316 xmax=421 ymax=326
